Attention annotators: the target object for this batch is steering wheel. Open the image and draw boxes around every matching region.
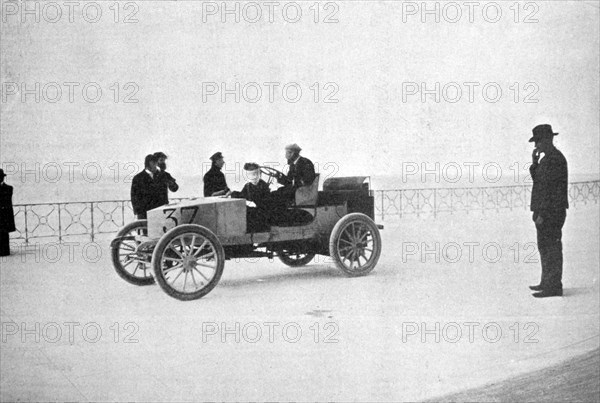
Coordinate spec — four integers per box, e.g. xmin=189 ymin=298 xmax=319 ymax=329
xmin=260 ymin=166 xmax=286 ymax=185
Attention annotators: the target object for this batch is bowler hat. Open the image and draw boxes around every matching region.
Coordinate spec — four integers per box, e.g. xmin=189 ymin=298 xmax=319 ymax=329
xmin=529 ymin=124 xmax=559 ymax=142
xmin=0 ymin=169 xmax=5 ymax=179
xmin=210 ymin=152 xmax=224 ymax=161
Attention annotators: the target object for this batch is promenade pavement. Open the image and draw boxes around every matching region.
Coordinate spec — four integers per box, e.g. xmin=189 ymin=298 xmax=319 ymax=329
xmin=1 ymin=205 xmax=598 ymax=401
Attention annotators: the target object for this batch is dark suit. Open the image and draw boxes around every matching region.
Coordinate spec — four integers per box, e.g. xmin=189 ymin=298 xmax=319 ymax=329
xmin=275 ymin=156 xmax=316 ymax=204
xmin=0 ymin=182 xmax=16 ymax=256
xmin=231 ymin=179 xmax=271 ymax=232
xmin=155 ymin=170 xmax=179 ymax=206
xmin=203 ymin=165 xmax=230 ymax=197
xmin=530 ymin=147 xmax=568 ymax=291
xmin=279 ymin=156 xmax=316 ymax=189
xmin=131 ymin=170 xmax=164 ymax=219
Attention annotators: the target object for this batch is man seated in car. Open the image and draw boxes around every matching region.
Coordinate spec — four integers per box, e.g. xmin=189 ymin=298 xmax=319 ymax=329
xmin=274 ymin=143 xmax=316 ymax=205
xmin=265 ymin=143 xmax=316 ymax=225
xmin=230 ymin=163 xmax=271 ymax=232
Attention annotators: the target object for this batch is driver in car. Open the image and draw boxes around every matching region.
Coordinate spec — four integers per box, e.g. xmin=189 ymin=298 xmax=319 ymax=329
xmin=261 ymin=144 xmax=316 ymax=225
xmin=230 ymin=163 xmax=271 ymax=232
xmin=272 ymin=143 xmax=316 ymax=206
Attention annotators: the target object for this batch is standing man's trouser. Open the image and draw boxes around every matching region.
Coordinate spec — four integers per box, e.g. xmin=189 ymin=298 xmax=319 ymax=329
xmin=535 ymin=209 xmax=567 ymax=290
xmin=0 ymin=232 xmax=9 ymax=256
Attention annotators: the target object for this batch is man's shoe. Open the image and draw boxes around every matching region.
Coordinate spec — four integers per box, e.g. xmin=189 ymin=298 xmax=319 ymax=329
xmin=532 ymin=289 xmax=563 ymax=298
xmin=529 ymin=284 xmax=543 ymax=291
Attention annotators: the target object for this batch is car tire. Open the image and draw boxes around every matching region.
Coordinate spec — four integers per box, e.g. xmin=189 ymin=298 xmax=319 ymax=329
xmin=111 ymin=219 xmax=155 ymax=286
xmin=329 ymin=213 xmax=382 ymax=277
xmin=151 ymin=224 xmax=225 ymax=301
xmin=278 ymin=251 xmax=316 ymax=267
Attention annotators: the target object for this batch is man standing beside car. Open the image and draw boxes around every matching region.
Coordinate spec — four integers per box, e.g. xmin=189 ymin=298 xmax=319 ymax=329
xmin=528 ymin=124 xmax=569 ymax=298
xmin=153 ymin=151 xmax=179 ymax=206
xmin=131 ymin=154 xmax=162 ymax=220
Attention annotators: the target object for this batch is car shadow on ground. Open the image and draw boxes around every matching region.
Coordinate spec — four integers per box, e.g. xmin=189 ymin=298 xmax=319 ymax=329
xmin=217 ymin=263 xmax=375 ymax=290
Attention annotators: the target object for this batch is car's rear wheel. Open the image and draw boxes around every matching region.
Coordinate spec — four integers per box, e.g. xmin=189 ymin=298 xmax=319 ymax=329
xmin=329 ymin=213 xmax=382 ymax=276
xmin=278 ymin=250 xmax=316 ymax=267
xmin=111 ymin=220 xmax=155 ymax=286
xmin=151 ymin=224 xmax=224 ymax=301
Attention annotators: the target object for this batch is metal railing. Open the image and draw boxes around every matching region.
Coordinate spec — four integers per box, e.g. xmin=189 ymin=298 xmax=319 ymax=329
xmin=374 ymin=181 xmax=599 ymax=219
xmin=9 ymin=197 xmax=190 ymax=244
xmin=8 ymin=181 xmax=599 ymax=244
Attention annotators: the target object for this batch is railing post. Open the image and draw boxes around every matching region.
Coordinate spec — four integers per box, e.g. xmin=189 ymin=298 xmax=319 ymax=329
xmin=90 ymin=202 xmax=95 ymax=242
xmin=481 ymin=188 xmax=485 ymax=213
xmin=399 ymin=190 xmax=402 ymax=218
xmin=58 ymin=203 xmax=62 ymax=243
xmin=24 ymin=205 xmax=29 ymax=244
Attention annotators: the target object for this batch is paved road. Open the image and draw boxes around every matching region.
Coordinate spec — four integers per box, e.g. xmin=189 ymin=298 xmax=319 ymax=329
xmin=1 ymin=207 xmax=598 ymax=401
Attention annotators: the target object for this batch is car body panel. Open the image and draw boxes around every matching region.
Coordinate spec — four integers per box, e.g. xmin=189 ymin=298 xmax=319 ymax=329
xmin=147 ymin=198 xmax=246 ymax=240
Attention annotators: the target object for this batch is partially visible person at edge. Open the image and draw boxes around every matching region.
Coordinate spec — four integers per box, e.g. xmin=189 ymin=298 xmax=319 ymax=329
xmin=0 ymin=169 xmax=16 ymax=257
xmin=153 ymin=151 xmax=179 ymax=206
xmin=130 ymin=154 xmax=163 ymax=220
xmin=203 ymin=152 xmax=231 ymax=197
xmin=528 ymin=124 xmax=569 ymax=298
xmin=230 ymin=162 xmax=271 ymax=232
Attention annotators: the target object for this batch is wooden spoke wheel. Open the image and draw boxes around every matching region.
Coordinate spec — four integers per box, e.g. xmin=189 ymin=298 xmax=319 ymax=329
xmin=151 ymin=225 xmax=225 ymax=301
xmin=111 ymin=220 xmax=155 ymax=286
xmin=329 ymin=213 xmax=382 ymax=277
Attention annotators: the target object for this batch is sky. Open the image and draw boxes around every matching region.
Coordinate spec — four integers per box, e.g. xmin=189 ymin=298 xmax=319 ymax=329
xmin=1 ymin=0 xmax=599 ymax=202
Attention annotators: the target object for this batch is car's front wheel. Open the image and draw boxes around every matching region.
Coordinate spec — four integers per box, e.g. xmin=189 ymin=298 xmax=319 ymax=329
xmin=151 ymin=224 xmax=225 ymax=301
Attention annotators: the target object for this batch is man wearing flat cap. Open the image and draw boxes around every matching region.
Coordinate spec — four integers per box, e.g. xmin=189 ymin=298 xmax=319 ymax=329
xmin=275 ymin=143 xmax=316 ymax=204
xmin=528 ymin=124 xmax=569 ymax=298
xmin=263 ymin=144 xmax=316 ymax=224
xmin=0 ymin=168 xmax=16 ymax=256
xmin=230 ymin=163 xmax=271 ymax=232
xmin=203 ymin=152 xmax=231 ymax=197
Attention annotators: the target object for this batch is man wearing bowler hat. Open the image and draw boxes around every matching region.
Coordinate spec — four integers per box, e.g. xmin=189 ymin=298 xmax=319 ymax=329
xmin=528 ymin=124 xmax=569 ymax=298
xmin=0 ymin=169 xmax=16 ymax=256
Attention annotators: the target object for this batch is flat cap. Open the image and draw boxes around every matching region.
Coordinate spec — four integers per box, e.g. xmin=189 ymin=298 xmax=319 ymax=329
xmin=285 ymin=143 xmax=302 ymax=152
xmin=210 ymin=152 xmax=224 ymax=161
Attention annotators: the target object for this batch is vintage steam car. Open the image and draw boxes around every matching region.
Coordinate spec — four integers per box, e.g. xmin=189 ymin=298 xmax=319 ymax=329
xmin=110 ymin=168 xmax=383 ymax=301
